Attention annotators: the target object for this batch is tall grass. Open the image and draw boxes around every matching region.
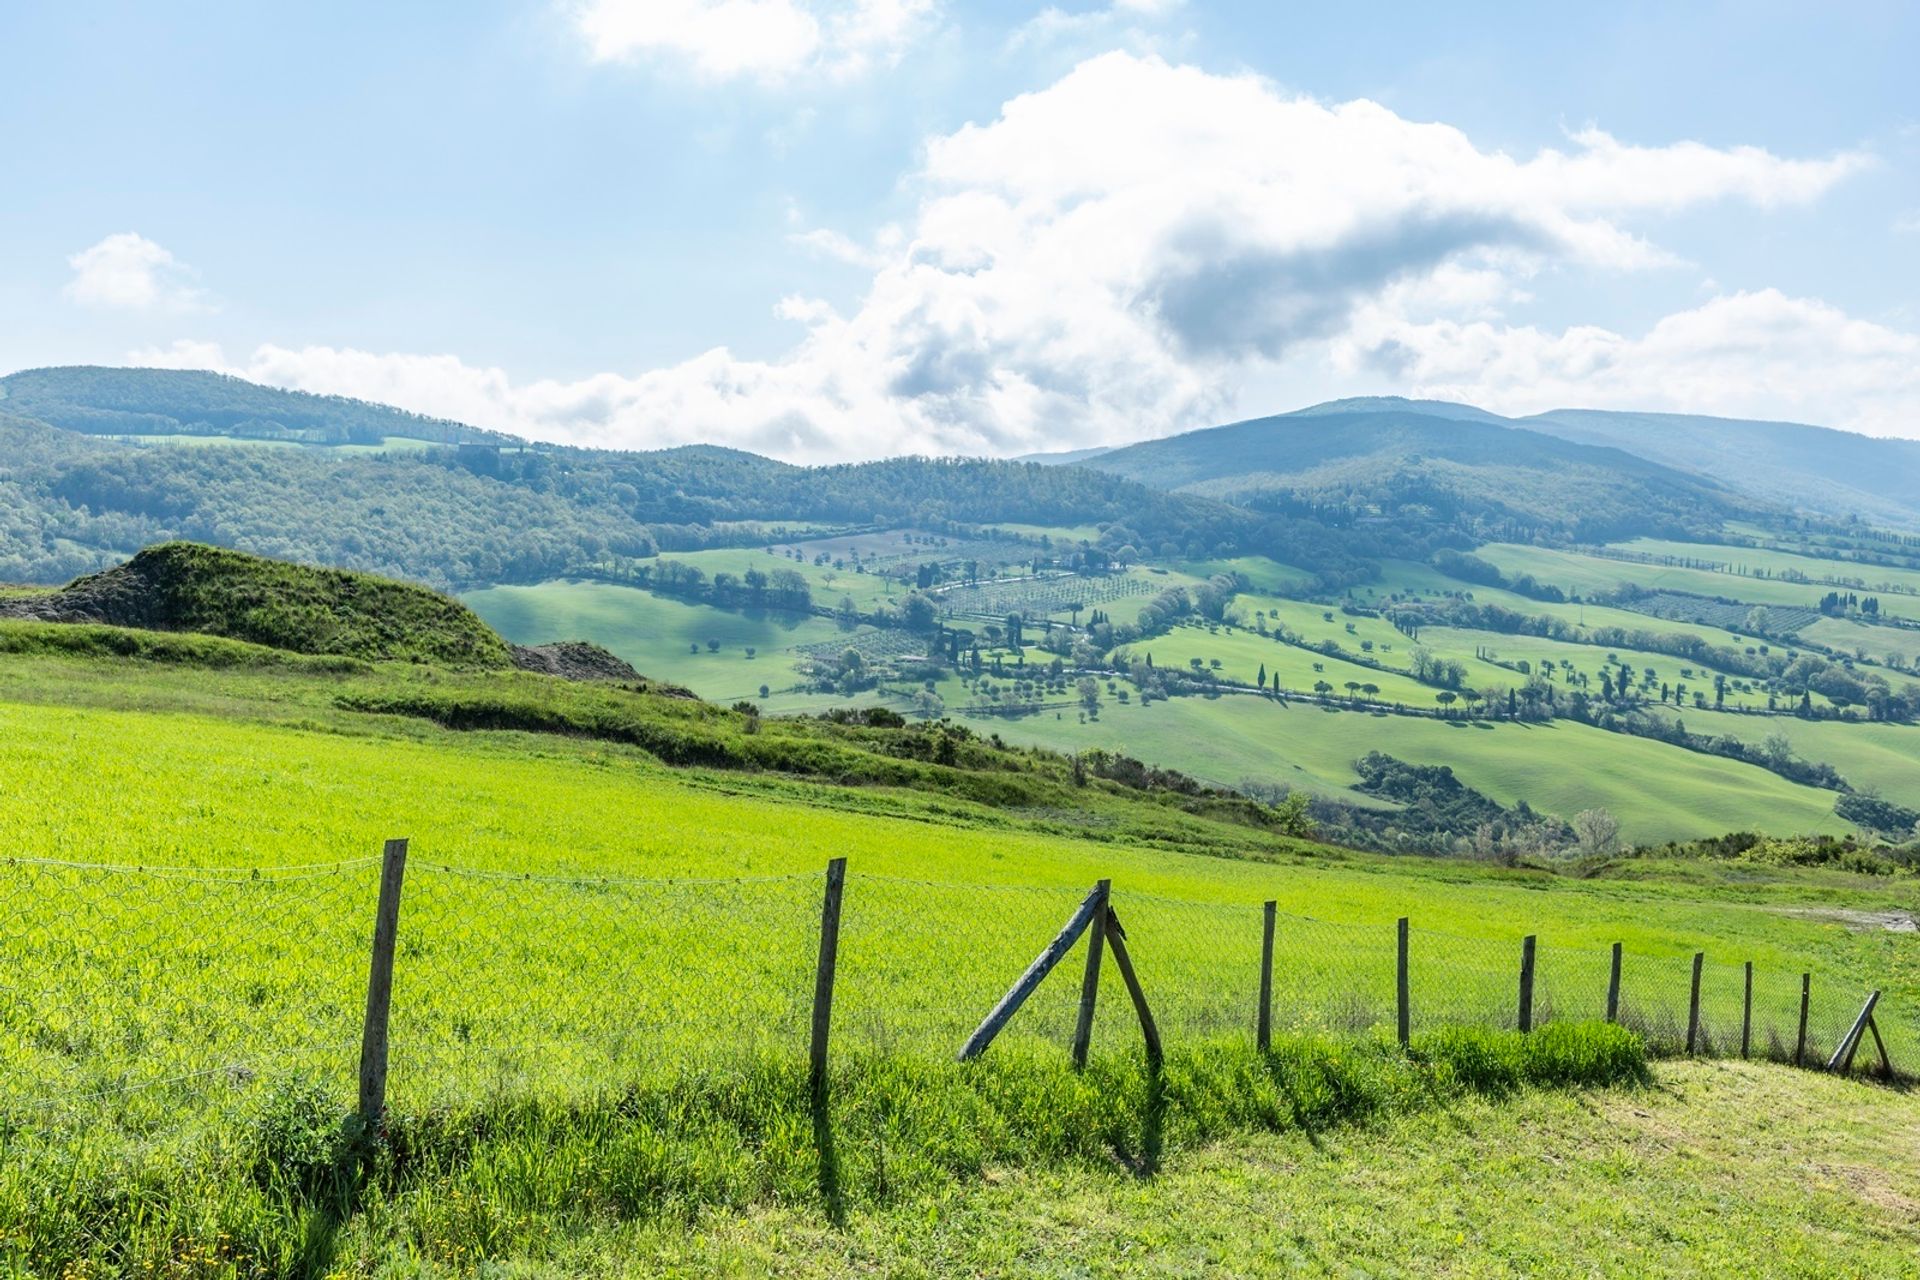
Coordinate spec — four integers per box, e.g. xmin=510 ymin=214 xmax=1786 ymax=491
xmin=4 ymin=1024 xmax=1645 ymax=1276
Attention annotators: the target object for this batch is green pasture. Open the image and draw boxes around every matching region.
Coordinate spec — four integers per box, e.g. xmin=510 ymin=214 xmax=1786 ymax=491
xmin=640 ymin=545 xmax=904 ymax=611
xmin=1478 ymin=544 xmax=1920 ymax=623
xmin=1423 ymin=625 xmax=1785 ymax=710
xmin=1798 ymin=614 xmax=1920 ymax=670
xmin=966 ymin=692 xmax=1850 ymax=846
xmin=1119 ymin=619 xmax=1436 ymax=703
xmin=461 ymin=579 xmax=865 ymax=701
xmin=1642 ymin=704 xmax=1920 ymax=801
xmin=1177 ymin=555 xmax=1317 ymax=593
xmin=1371 ymin=559 xmax=1764 ymax=648
xmin=1614 ymin=537 xmax=1920 ymax=598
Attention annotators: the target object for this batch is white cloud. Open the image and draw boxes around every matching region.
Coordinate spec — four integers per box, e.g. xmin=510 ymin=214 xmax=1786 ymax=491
xmin=65 ymin=233 xmax=207 ymax=311
xmin=1896 ymin=209 xmax=1920 ymax=234
xmin=1006 ymin=0 xmax=1185 ymax=56
xmin=571 ymin=0 xmax=936 ymax=82
xmin=1342 ymin=289 xmax=1920 ymax=438
xmin=127 ymin=53 xmax=1905 ymax=457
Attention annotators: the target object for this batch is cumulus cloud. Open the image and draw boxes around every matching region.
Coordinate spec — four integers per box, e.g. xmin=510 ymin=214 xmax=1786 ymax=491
xmin=1342 ymin=289 xmax=1920 ymax=438
xmin=128 ymin=52 xmax=1904 ymax=457
xmin=65 ymin=233 xmax=207 ymax=311
xmin=571 ymin=0 xmax=936 ymax=82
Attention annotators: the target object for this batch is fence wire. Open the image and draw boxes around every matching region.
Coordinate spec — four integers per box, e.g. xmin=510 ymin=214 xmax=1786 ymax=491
xmin=0 ymin=855 xmax=1906 ymax=1158
xmin=0 ymin=857 xmax=373 ymax=1143
xmin=388 ymin=865 xmax=822 ymax=1107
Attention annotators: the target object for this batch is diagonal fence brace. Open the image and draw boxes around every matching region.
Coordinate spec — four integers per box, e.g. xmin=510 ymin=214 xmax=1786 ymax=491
xmin=958 ymin=881 xmax=1107 ymax=1061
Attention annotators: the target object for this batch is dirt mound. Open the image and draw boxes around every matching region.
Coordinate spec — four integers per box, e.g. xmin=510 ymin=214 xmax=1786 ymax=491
xmin=510 ymin=641 xmax=641 ymax=682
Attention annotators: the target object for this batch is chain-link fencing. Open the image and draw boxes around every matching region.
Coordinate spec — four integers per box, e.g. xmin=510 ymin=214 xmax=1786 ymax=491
xmin=0 ymin=849 xmax=1905 ymax=1158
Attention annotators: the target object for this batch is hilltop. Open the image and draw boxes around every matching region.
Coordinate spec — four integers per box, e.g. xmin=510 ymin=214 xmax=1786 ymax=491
xmin=1 ymin=541 xmax=515 ymax=667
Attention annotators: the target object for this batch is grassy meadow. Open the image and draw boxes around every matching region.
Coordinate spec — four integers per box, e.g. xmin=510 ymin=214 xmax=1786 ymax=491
xmin=0 ymin=627 xmax=1915 ymax=1272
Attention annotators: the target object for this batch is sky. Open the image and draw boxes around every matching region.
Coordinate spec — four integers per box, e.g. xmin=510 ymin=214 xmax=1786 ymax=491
xmin=2 ymin=0 xmax=1917 ymax=461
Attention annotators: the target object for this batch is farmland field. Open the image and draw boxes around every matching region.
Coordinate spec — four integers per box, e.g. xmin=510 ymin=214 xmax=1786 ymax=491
xmin=953 ymin=685 xmax=1852 ymax=844
xmin=463 ymin=578 xmax=869 ymax=701
xmin=1478 ymin=543 xmax=1920 ymax=623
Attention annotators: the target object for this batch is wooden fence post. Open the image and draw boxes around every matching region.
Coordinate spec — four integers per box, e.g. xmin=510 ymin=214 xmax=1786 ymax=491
xmin=959 ymin=882 xmax=1106 ymax=1061
xmin=809 ymin=857 xmax=847 ymax=1091
xmin=358 ymin=838 xmax=410 ymax=1122
xmin=1257 ymin=901 xmax=1276 ymax=1053
xmin=1741 ymin=961 xmax=1753 ymax=1060
xmin=1071 ymin=879 xmax=1110 ymax=1069
xmin=1828 ymin=990 xmax=1881 ymax=1074
xmin=1795 ymin=973 xmax=1810 ymax=1067
xmin=1103 ymin=906 xmax=1162 ymax=1067
xmin=1686 ymin=952 xmax=1704 ymax=1055
xmin=1396 ymin=918 xmax=1410 ymax=1047
xmin=1517 ymin=935 xmax=1536 ymax=1033
xmin=1606 ymin=942 xmax=1622 ymax=1023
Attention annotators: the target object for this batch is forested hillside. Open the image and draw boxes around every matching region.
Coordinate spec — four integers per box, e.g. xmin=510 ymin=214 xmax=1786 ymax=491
xmin=0 ymin=366 xmax=516 ymax=447
xmin=1084 ymin=405 xmax=1747 ymax=544
xmin=0 ymin=370 xmax=1263 ymax=587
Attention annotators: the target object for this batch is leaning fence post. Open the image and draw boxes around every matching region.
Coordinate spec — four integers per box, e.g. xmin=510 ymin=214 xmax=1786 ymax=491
xmin=1396 ymin=917 xmax=1410 ymax=1047
xmin=1741 ymin=961 xmax=1753 ymax=1060
xmin=1517 ymin=935 xmax=1536 ymax=1033
xmin=358 ymin=837 xmax=410 ymax=1122
xmin=1795 ymin=973 xmax=1810 ymax=1067
xmin=1686 ymin=952 xmax=1704 ymax=1055
xmin=1829 ymin=990 xmax=1881 ymax=1074
xmin=1605 ymin=942 xmax=1622 ymax=1023
xmin=1257 ymin=901 xmax=1276 ymax=1053
xmin=1104 ymin=905 xmax=1162 ymax=1067
xmin=960 ymin=882 xmax=1105 ymax=1061
xmin=809 ymin=857 xmax=847 ymax=1092
xmin=1071 ymin=879 xmax=1110 ymax=1069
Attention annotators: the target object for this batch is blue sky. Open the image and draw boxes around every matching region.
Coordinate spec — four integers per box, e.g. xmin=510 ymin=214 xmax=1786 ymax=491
xmin=3 ymin=1 xmax=1916 ymax=459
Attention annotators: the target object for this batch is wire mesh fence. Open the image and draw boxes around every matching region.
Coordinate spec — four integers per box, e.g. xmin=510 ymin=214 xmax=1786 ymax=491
xmin=0 ymin=849 xmax=1906 ymax=1157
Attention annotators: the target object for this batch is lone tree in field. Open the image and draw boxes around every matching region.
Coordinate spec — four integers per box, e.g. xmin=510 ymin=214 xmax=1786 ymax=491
xmin=1436 ymin=690 xmax=1458 ymax=714
xmin=1572 ymin=807 xmax=1620 ymax=857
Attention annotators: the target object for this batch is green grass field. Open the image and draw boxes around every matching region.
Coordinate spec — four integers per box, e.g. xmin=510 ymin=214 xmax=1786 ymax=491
xmin=1616 ymin=536 xmax=1920 ymax=597
xmin=462 ymin=579 xmax=868 ymax=701
xmin=0 ymin=637 xmax=1914 ymax=1274
xmin=1118 ymin=618 xmax=1436 ymax=703
xmin=1479 ymin=543 xmax=1920 ymax=623
xmin=961 ymin=691 xmax=1850 ymax=844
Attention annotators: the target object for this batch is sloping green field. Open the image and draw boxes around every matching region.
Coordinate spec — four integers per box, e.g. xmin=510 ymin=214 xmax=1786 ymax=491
xmin=961 ymin=691 xmax=1850 ymax=844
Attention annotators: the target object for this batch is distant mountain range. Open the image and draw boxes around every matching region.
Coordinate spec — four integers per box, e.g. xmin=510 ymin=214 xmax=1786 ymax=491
xmin=1033 ymin=395 xmax=1920 ymax=530
xmin=2 ymin=366 xmax=1917 ymax=590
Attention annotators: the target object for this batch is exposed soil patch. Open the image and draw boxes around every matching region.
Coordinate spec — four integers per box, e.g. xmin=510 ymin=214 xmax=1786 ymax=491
xmin=1777 ymin=906 xmax=1918 ymax=934
xmin=510 ymin=641 xmax=641 ymax=682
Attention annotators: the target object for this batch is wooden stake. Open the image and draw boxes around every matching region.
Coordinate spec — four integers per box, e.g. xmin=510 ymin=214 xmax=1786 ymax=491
xmin=959 ymin=882 xmax=1105 ymax=1061
xmin=1071 ymin=880 xmax=1110 ymax=1069
xmin=1605 ymin=942 xmax=1622 ymax=1023
xmin=1795 ymin=973 xmax=1810 ymax=1067
xmin=1829 ymin=990 xmax=1881 ymax=1074
xmin=809 ymin=857 xmax=847 ymax=1090
xmin=358 ymin=838 xmax=409 ymax=1122
xmin=1740 ymin=961 xmax=1753 ymax=1060
xmin=1104 ymin=906 xmax=1162 ymax=1067
xmin=1865 ymin=1016 xmax=1893 ymax=1079
xmin=1517 ymin=935 xmax=1536 ymax=1033
xmin=1686 ymin=952 xmax=1704 ymax=1055
xmin=1395 ymin=917 xmax=1410 ymax=1047
xmin=1257 ymin=901 xmax=1276 ymax=1053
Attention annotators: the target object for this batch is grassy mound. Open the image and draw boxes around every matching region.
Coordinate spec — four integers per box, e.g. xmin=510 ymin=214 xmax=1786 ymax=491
xmin=1 ymin=542 xmax=514 ymax=667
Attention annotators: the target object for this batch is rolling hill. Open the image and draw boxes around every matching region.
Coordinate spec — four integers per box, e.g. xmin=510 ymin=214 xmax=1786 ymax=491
xmin=1082 ymin=403 xmax=1749 ymax=542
